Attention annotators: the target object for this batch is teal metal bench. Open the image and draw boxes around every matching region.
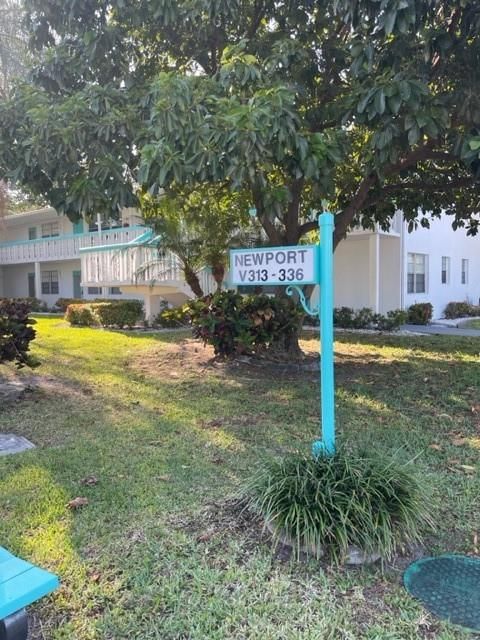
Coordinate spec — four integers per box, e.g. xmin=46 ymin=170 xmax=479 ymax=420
xmin=0 ymin=548 xmax=59 ymax=640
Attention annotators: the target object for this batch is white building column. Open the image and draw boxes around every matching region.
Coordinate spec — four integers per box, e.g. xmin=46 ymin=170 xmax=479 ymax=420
xmin=368 ymin=234 xmax=380 ymax=313
xmin=144 ymin=294 xmax=163 ymax=322
xmin=34 ymin=262 xmax=42 ymax=300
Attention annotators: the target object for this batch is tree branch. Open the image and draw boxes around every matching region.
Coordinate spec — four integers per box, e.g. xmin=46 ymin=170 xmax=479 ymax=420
xmin=285 ymin=177 xmax=304 ymax=244
xmin=326 ymin=144 xmax=463 ymax=247
xmin=247 ymin=0 xmax=266 ymax=40
xmin=252 ymin=186 xmax=282 ymax=245
xmin=381 ymin=176 xmax=477 ymax=194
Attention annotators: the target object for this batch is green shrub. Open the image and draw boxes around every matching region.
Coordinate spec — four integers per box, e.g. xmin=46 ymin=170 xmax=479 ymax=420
xmin=407 ymin=303 xmax=433 ymax=325
xmin=0 ymin=297 xmax=47 ymax=312
xmin=351 ymin=307 xmax=375 ymax=329
xmin=244 ymin=450 xmax=432 ymax=563
xmin=55 ymin=298 xmax=85 ymax=312
xmin=65 ymin=304 xmax=98 ymax=326
xmin=375 ymin=309 xmax=408 ymax=331
xmin=155 ymin=305 xmax=192 ymax=328
xmin=93 ymin=300 xmax=144 ymax=328
xmin=444 ymin=301 xmax=480 ymax=319
xmin=0 ymin=299 xmax=39 ymax=368
xmin=65 ymin=300 xmax=144 ymax=328
xmin=333 ymin=306 xmax=355 ymax=328
xmin=332 ymin=307 xmax=406 ymax=331
xmin=189 ymin=291 xmax=303 ymax=358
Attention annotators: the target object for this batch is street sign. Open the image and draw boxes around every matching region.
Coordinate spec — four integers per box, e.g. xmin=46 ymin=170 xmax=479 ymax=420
xmin=229 ymin=213 xmax=336 ymax=457
xmin=230 ymin=245 xmax=318 ymax=286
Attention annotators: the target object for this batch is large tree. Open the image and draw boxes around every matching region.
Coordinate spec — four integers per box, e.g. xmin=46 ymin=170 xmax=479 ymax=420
xmin=0 ymin=1 xmax=479 ymax=246
xmin=0 ymin=0 xmax=29 ymax=98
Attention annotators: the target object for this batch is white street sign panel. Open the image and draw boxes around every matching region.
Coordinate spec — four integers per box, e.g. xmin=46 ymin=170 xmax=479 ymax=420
xmin=230 ymin=245 xmax=318 ymax=286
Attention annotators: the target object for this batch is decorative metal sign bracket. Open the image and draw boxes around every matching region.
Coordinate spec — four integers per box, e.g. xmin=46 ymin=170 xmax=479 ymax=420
xmin=286 ymin=285 xmax=318 ymax=318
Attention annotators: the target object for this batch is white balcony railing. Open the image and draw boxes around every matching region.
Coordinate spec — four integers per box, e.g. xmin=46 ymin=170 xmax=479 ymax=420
xmin=80 ymin=245 xmax=183 ymax=287
xmin=0 ymin=226 xmax=149 ymax=265
xmin=80 ymin=244 xmax=218 ymax=296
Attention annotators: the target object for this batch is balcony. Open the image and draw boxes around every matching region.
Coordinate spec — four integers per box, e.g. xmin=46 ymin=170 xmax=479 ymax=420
xmin=0 ymin=227 xmax=149 ymax=266
xmin=80 ymin=241 xmax=217 ymax=299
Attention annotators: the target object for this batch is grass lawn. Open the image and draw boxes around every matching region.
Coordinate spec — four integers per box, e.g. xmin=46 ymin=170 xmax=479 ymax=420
xmin=0 ymin=317 xmax=479 ymax=639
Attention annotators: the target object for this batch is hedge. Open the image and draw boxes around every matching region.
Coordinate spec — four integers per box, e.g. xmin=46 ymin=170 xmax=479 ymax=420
xmin=444 ymin=301 xmax=480 ymax=319
xmin=65 ymin=300 xmax=144 ymax=328
xmin=331 ymin=306 xmax=407 ymax=331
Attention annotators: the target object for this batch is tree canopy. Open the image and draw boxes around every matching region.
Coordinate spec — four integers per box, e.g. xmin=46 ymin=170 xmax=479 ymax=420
xmin=0 ymin=0 xmax=479 ymax=246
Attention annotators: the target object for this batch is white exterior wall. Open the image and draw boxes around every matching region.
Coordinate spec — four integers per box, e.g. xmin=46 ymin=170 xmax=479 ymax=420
xmin=2 ymin=264 xmax=35 ymax=298
xmin=1 ymin=260 xmax=80 ymax=304
xmin=1 ymin=208 xmax=74 ymax=243
xmin=1 ymin=261 xmax=143 ymax=304
xmin=333 ymin=236 xmax=372 ymax=310
xmin=379 ymin=236 xmax=402 ymax=313
xmin=403 ymin=216 xmax=480 ymax=318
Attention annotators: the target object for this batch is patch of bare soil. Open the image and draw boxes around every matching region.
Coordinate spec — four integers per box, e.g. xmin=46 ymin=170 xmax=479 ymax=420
xmin=168 ymin=498 xmax=272 ymax=562
xmin=131 ymin=338 xmax=319 ymax=382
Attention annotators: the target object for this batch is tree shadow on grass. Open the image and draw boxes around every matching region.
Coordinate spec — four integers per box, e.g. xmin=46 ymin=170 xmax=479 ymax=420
xmin=1 ymin=327 xmax=478 ymax=637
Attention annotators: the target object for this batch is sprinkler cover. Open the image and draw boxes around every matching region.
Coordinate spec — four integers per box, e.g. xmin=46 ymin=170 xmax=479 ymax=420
xmin=404 ymin=554 xmax=480 ymax=632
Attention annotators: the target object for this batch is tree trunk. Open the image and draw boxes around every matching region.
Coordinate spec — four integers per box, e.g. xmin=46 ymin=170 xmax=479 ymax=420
xmin=211 ymin=262 xmax=225 ymax=291
xmin=183 ymin=264 xmax=204 ymax=298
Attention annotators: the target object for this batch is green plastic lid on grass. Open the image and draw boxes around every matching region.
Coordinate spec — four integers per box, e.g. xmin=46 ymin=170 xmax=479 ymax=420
xmin=404 ymin=554 xmax=480 ymax=632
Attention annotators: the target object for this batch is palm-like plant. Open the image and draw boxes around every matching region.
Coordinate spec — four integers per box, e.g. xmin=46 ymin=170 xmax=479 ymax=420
xmin=140 ymin=184 xmax=258 ymax=295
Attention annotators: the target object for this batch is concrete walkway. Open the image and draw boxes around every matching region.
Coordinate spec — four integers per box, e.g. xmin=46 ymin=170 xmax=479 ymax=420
xmin=401 ymin=323 xmax=480 ymax=337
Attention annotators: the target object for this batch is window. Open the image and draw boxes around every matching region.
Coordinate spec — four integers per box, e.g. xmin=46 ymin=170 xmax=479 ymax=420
xmin=461 ymin=259 xmax=469 ymax=285
xmin=87 ymin=286 xmax=102 ymax=295
xmin=407 ymin=253 xmax=427 ymax=294
xmin=41 ymin=222 xmax=60 ymax=238
xmin=441 ymin=256 xmax=450 ymax=284
xmin=41 ymin=271 xmax=59 ymax=295
xmin=109 ymin=287 xmax=122 ymax=295
xmin=28 ymin=227 xmax=37 ymax=240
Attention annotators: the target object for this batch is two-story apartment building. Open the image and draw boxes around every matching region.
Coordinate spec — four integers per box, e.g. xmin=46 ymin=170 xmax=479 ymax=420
xmin=332 ymin=213 xmax=480 ymax=317
xmin=0 ymin=207 xmax=147 ymax=307
xmin=0 ymin=206 xmax=479 ymax=320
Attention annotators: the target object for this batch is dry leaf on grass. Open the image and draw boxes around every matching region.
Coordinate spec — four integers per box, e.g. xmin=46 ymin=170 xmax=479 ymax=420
xmin=88 ymin=571 xmax=101 ymax=583
xmin=451 ymin=438 xmax=468 ymax=446
xmin=67 ymin=497 xmax=89 ymax=510
xmin=458 ymin=465 xmax=476 ymax=474
xmin=429 ymin=444 xmax=442 ymax=451
xmin=80 ymin=475 xmax=99 ymax=486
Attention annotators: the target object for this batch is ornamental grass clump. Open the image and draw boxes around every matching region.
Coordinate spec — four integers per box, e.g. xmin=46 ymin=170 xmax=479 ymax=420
xmin=245 ymin=450 xmax=432 ymax=563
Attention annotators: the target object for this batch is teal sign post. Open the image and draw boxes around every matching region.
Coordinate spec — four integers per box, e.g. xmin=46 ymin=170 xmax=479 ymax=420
xmin=230 ymin=211 xmax=335 ymax=456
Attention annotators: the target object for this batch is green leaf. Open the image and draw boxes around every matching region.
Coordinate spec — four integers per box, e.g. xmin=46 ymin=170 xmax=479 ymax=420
xmin=388 ymin=95 xmax=402 ymax=115
xmin=408 ymin=125 xmax=420 ymax=146
xmin=384 ymin=11 xmax=396 ymax=35
xmin=375 ymin=90 xmax=386 ymax=115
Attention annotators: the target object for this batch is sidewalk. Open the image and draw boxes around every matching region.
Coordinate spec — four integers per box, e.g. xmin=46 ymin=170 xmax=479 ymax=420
xmin=401 ymin=323 xmax=480 ymax=337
